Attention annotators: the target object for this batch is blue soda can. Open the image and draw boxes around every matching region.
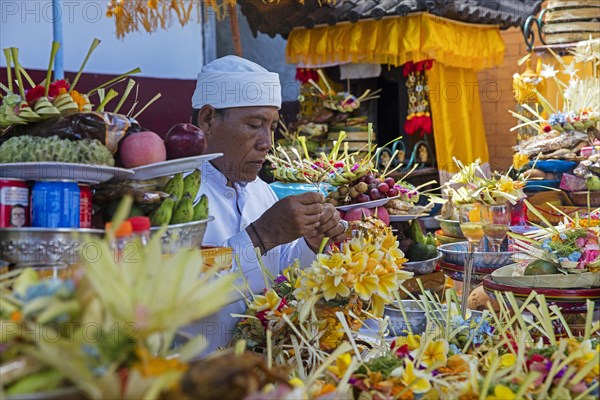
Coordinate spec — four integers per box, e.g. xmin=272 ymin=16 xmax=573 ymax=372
xmin=31 ymin=181 xmax=80 ymax=228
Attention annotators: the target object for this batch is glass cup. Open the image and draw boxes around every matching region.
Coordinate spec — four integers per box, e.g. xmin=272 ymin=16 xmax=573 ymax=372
xmin=481 ymin=204 xmax=511 ymax=252
xmin=457 ymin=203 xmax=484 ymax=317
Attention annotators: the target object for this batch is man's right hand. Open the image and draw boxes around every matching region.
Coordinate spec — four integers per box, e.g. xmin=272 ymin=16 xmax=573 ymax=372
xmin=249 ymin=192 xmax=324 ymax=253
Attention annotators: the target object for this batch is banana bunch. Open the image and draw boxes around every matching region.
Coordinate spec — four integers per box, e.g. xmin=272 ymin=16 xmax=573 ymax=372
xmin=150 ymin=170 xmax=209 ymax=226
xmin=272 ymin=167 xmax=309 ymax=183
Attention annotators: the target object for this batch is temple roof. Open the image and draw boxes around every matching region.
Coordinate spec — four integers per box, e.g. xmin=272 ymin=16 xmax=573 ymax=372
xmin=238 ymin=0 xmax=544 ymax=38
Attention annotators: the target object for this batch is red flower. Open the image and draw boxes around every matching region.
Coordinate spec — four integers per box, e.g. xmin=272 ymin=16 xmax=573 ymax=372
xmin=526 ymin=353 xmax=547 ymax=369
xmin=296 ymin=68 xmax=319 ymax=84
xmin=48 ymin=79 xmax=70 ymax=98
xmin=25 ymin=85 xmax=46 ymax=105
xmin=543 ymin=125 xmax=552 ymax=133
xmin=393 ymin=343 xmax=410 ymax=357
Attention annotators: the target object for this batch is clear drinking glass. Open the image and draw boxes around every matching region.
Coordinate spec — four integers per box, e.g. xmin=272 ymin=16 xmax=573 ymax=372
xmin=481 ymin=204 xmax=511 ymax=252
xmin=458 ymin=203 xmax=484 ymax=317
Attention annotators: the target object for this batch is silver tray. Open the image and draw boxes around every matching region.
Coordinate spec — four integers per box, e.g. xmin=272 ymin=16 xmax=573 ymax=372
xmin=1 ymin=227 xmax=104 ymax=265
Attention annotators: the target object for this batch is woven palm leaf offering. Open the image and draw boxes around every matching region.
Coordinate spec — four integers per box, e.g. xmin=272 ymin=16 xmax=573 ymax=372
xmin=0 ymin=39 xmax=160 ymax=165
xmin=0 ymin=196 xmax=237 ymax=399
xmin=499 ymin=203 xmax=600 ymax=290
xmin=222 ymin=288 xmax=599 ymax=399
xmin=232 ymin=223 xmax=413 ymax=360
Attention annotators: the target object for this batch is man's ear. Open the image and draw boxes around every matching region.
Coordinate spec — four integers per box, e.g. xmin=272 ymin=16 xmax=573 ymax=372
xmin=197 ymin=105 xmax=215 ymax=134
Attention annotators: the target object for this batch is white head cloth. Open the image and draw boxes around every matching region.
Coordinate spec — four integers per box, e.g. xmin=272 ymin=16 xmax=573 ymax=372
xmin=191 ymin=55 xmax=282 ymax=110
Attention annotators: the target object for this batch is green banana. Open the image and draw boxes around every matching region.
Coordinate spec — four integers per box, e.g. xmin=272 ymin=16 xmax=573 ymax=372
xmin=170 ymin=195 xmax=194 ymax=225
xmin=150 ymin=197 xmax=176 ymax=226
xmin=162 ymin=173 xmax=184 ymax=203
xmin=193 ymin=194 xmax=209 ymax=221
xmin=182 ymin=169 xmax=201 ymax=200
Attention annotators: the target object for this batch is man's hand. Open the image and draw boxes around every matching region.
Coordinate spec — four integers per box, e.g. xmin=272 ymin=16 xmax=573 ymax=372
xmin=250 ymin=192 xmax=325 ymax=253
xmin=304 ymin=202 xmax=348 ymax=253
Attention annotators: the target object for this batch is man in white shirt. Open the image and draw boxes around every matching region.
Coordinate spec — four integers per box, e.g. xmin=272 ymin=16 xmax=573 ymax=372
xmin=182 ymin=56 xmax=347 ymax=352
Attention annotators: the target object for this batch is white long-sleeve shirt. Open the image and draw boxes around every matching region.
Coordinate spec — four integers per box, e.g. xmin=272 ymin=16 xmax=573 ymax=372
xmin=180 ymin=161 xmax=315 ymax=353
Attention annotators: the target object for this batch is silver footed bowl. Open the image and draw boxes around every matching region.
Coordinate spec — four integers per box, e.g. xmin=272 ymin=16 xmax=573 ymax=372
xmin=0 ymin=227 xmax=104 ymax=265
xmin=150 ymin=217 xmax=213 ymax=254
xmin=438 ymin=242 xmax=513 ymax=269
xmin=402 ymin=252 xmax=442 ymax=276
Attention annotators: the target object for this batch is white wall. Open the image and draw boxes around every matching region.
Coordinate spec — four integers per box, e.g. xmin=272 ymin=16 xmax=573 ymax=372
xmin=0 ymin=0 xmax=203 ymax=80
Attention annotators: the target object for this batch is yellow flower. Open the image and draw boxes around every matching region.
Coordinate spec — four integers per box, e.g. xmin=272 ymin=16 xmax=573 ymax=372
xmin=250 ymin=288 xmax=281 ymax=312
xmin=401 ymin=359 xmax=432 ymax=394
xmin=420 ymin=339 xmax=449 ymax=368
xmin=353 ymin=272 xmax=379 ymax=301
xmin=484 ymin=350 xmax=516 ymax=370
xmin=322 ymin=267 xmax=350 ymax=300
xmin=393 ymin=334 xmax=421 ymax=351
xmin=316 ymin=252 xmax=346 ymax=269
xmin=485 ymin=384 xmax=515 ymax=400
xmin=132 ymin=347 xmax=187 ymax=377
xmin=327 ymin=353 xmax=352 ymax=377
xmin=289 ymin=377 xmax=304 ymax=388
xmin=498 ymin=179 xmax=515 ymax=194
xmin=513 ymin=153 xmax=529 ymax=170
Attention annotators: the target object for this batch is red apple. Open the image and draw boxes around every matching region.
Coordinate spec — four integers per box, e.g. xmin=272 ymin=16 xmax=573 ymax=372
xmin=119 ymin=131 xmax=166 ymax=168
xmin=387 ymin=188 xmax=398 ymax=197
xmin=164 ymin=123 xmax=207 ymax=160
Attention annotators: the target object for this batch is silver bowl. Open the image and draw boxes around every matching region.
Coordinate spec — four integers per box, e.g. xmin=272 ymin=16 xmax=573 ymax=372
xmin=384 ymin=300 xmax=444 ymax=335
xmin=438 ymin=242 xmax=513 ymax=269
xmin=150 ymin=217 xmax=213 ymax=254
xmin=434 ymin=216 xmax=464 ymax=238
xmin=0 ymin=227 xmax=104 ymax=265
xmin=383 ymin=300 xmax=486 ymax=336
xmin=403 ymin=252 xmax=441 ymax=275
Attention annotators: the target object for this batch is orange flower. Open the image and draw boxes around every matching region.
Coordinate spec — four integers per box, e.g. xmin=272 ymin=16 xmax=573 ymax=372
xmin=70 ymin=90 xmax=89 ymax=111
xmin=316 ymin=383 xmax=336 ymax=397
xmin=10 ymin=311 xmax=22 ymax=322
xmin=438 ymin=354 xmax=469 ymax=375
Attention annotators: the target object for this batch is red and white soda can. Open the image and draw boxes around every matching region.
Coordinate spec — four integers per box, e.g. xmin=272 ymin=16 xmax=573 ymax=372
xmin=0 ymin=178 xmax=29 ymax=228
xmin=79 ymin=184 xmax=93 ymax=229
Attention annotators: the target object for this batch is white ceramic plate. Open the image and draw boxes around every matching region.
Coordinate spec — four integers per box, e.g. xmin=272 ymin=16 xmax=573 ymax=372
xmin=491 ymin=264 xmax=600 ymax=289
xmin=0 ymin=162 xmax=134 ymax=184
xmin=336 ymin=196 xmax=400 ymax=212
xmin=128 ymin=153 xmax=223 ymax=181
xmin=389 ymin=215 xmax=420 ymax=222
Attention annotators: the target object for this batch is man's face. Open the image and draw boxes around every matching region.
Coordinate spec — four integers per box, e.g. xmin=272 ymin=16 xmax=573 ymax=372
xmin=11 ymin=206 xmax=25 ymax=227
xmin=205 ymin=106 xmax=278 ymax=183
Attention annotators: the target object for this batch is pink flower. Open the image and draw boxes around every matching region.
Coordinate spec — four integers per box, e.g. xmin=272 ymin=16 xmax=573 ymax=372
xmin=575 ymin=237 xmax=585 ymax=248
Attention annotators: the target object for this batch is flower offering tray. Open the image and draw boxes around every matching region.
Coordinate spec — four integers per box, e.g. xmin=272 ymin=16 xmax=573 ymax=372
xmin=492 ymin=264 xmax=600 ymax=289
xmin=482 ymin=275 xmax=600 ymax=314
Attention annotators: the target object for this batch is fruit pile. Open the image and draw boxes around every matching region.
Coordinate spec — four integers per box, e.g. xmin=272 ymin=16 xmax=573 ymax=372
xmin=96 ymin=171 xmax=208 ymax=227
xmin=326 ymin=172 xmax=418 ymax=207
xmin=119 ymin=123 xmax=206 ymax=168
xmin=148 ymin=171 xmax=208 ymax=226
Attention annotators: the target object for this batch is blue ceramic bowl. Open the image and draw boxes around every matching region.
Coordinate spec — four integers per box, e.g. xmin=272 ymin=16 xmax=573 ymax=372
xmin=529 ymin=160 xmax=577 ymax=173
xmin=269 ymin=181 xmax=333 ymax=200
xmin=438 ymin=242 xmax=514 ymax=269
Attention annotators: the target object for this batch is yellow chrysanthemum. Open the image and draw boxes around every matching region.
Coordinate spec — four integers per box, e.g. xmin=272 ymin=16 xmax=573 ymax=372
xmin=420 ymin=339 xmax=449 ymax=368
xmin=485 ymin=384 xmax=515 ymax=400
xmin=250 ymin=288 xmax=282 ymax=312
xmin=401 ymin=359 xmax=432 ymax=394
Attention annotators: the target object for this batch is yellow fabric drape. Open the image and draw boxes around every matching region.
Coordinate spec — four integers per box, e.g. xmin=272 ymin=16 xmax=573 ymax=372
xmin=426 ymin=63 xmax=490 ymax=174
xmin=287 ymin=13 xmax=505 ymax=70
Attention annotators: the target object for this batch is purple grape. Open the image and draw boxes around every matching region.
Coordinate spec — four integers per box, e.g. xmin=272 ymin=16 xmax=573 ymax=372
xmin=387 ymin=188 xmax=398 ymax=197
xmin=356 ymin=194 xmax=369 ymax=203
xmin=369 ymin=188 xmax=380 ymax=201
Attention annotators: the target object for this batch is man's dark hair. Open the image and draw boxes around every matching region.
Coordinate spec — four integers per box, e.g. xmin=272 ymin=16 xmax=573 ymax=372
xmin=191 ymin=108 xmax=228 ymax=127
